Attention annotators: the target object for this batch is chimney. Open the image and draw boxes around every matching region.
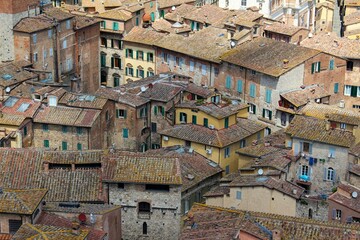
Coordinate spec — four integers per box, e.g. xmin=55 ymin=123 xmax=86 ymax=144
xmin=43 ymin=162 xmax=49 ymax=173
xmin=71 ymin=163 xmax=76 ymax=171
xmin=282 ymin=59 xmax=289 ymax=69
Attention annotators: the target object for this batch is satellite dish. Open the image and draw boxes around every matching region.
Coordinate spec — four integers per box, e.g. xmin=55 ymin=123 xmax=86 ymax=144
xmin=352 ymin=191 xmax=358 ymax=198
xmin=258 ymin=168 xmax=264 ymax=175
xmin=5 ymin=87 xmax=10 ymax=93
xmin=230 ymin=41 xmax=236 ymax=48
xmin=171 ymin=6 xmax=176 ymax=11
xmin=89 ymin=213 xmax=97 ymax=224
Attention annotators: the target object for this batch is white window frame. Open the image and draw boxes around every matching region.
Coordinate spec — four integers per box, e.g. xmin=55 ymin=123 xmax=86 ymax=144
xmin=301 ymin=165 xmax=309 ymax=176
xmin=264 ymin=109 xmax=271 ymax=119
xmin=344 ymin=85 xmax=351 ymax=96
xmin=326 ymin=167 xmax=334 ymax=181
xmin=249 ymin=104 xmax=256 ymax=114
xmin=336 ymin=209 xmax=341 ymax=220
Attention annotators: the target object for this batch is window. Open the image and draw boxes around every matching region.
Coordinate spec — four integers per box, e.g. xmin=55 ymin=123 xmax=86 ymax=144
xmin=214 ymin=67 xmax=219 ymax=76
xmin=241 ymin=0 xmax=247 ymax=6
xmin=123 ymin=128 xmax=129 ymax=138
xmin=48 ymin=29 xmax=52 ymax=38
xmin=225 ymin=165 xmax=230 ymax=174
xmin=62 ymin=125 xmax=68 ymax=133
xmin=180 ymin=112 xmax=187 ymax=123
xmin=114 ymin=76 xmax=120 ymax=87
xmin=329 ymin=59 xmax=334 ymax=70
xmin=301 ymin=141 xmax=313 ymax=154
xmin=237 ymin=80 xmax=243 ymax=93
xmin=311 ymin=62 xmax=321 ymax=73
xmin=265 ymin=127 xmax=271 ymax=136
xmin=77 ymin=143 xmax=82 ymax=150
xmin=250 ymin=84 xmax=256 ymax=98
xmin=192 ymin=115 xmax=197 ymax=124
xmin=42 ymin=124 xmax=49 ymax=131
xmin=143 ymin=222 xmax=148 ymax=235
xmin=139 ymin=202 xmax=151 ymax=213
xmin=62 ymin=141 xmax=67 ymax=150
xmin=301 ymin=165 xmax=309 ymax=176
xmin=201 ymin=64 xmax=207 ymax=75
xmin=146 ymin=184 xmax=169 ymax=191
xmin=116 ymin=109 xmax=126 ymax=119
xmin=333 ymin=209 xmax=342 ymax=220
xmin=211 ymin=95 xmax=220 ymax=104
xmin=9 ymin=220 xmax=22 ymax=234
xmin=137 ymin=51 xmax=144 ymax=60
xmin=23 ymin=126 xmax=27 ymax=136
xmin=65 ymin=19 xmax=71 ymax=29
xmin=139 ymin=107 xmax=147 ymax=117
xmin=344 ymin=85 xmax=351 ymax=96
xmin=114 ymin=57 xmax=120 ymax=68
xmin=224 ymin=117 xmax=229 ymax=128
xmin=76 ymin=127 xmax=83 ymax=135
xmin=347 ymin=61 xmax=353 ymax=71
xmin=249 ymin=103 xmax=256 ymax=114
xmin=32 ymin=33 xmax=37 ymax=44
xmin=340 ymin=123 xmax=346 ymax=129
xmin=203 ymin=118 xmax=208 ymax=127
xmin=225 ymin=75 xmax=232 ymax=89
xmin=190 ymin=60 xmax=194 ymax=71
xmin=44 ymin=140 xmax=49 ymax=148
xmin=240 ymin=139 xmax=246 ymax=148
xmin=265 ymin=89 xmax=272 ymax=103
xmin=262 ymin=109 xmax=272 ymax=120
xmin=329 ymin=146 xmax=336 ymax=158
xmin=126 ymin=49 xmax=133 ymax=58
xmin=100 ymin=21 xmax=106 ymax=28
xmin=139 ymin=69 xmax=144 ymax=78
xmin=33 ymin=52 xmax=38 ymax=62
xmin=49 ymin=48 xmax=53 ymax=56
xmin=224 ymin=147 xmax=230 ymax=158
xmin=100 ymin=54 xmax=106 ymax=67
xmin=251 ymin=70 xmax=256 ymax=75
xmin=154 ymin=106 xmax=165 ymax=116
xmin=113 ymin=22 xmax=119 ymax=31
xmin=190 ymin=21 xmax=199 ymax=31
xmin=62 ymin=39 xmax=67 ymax=49
xmin=147 ymin=52 xmax=153 ymax=62
xmin=151 ymin=122 xmax=157 ymax=133
xmin=326 ymin=167 xmax=334 ymax=181
xmin=125 ymin=67 xmax=134 ymax=76
xmin=334 ymin=83 xmax=339 ymax=93
xmin=236 ymin=191 xmax=242 ymax=200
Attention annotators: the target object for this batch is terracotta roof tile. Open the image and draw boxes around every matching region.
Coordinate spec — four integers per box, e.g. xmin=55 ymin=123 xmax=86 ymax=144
xmin=264 ymin=22 xmax=309 ymax=36
xmin=95 ymin=88 xmax=149 ymax=107
xmin=176 ymin=101 xmax=248 ymax=119
xmin=1 ymin=97 xmax=41 ymax=118
xmin=74 ymin=15 xmax=101 ymax=29
xmin=285 ymin=115 xmax=355 ymax=147
xmin=344 ymin=11 xmax=360 ymax=26
xmin=13 ymin=15 xmax=54 ymax=33
xmin=182 ymin=203 xmax=360 ymax=239
xmin=0 ymin=62 xmax=37 ymax=86
xmin=0 ymin=188 xmax=47 ymax=215
xmin=165 ymin=4 xmax=196 ymax=22
xmin=203 ymin=186 xmax=230 ymax=197
xmin=280 ymin=85 xmax=330 ymax=107
xmin=123 ymin=26 xmax=165 ymax=45
xmin=301 ymin=32 xmax=360 ymax=59
xmin=328 ymin=183 xmax=360 ymax=213
xmin=158 ymin=0 xmax=195 ymax=9
xmin=44 ymin=202 xmax=120 ymax=214
xmin=221 ymin=37 xmax=320 ymax=77
xmin=139 ymin=82 xmax=183 ymax=102
xmin=36 ymin=212 xmax=106 ymax=240
xmin=97 ymin=8 xmax=132 ymax=21
xmin=145 ymin=146 xmax=222 ymax=191
xmin=350 ymin=141 xmax=360 ymax=157
xmin=59 ymin=92 xmax=107 ymax=110
xmin=0 ymin=234 xmax=11 ymax=240
xmin=12 ymin=223 xmax=89 ymax=240
xmin=160 ymin=118 xmax=266 ymax=148
xmin=42 ymin=150 xmax=103 ymax=164
xmin=43 ymin=7 xmax=74 ymax=21
xmin=0 ymin=112 xmax=26 ymax=126
xmin=102 ymin=153 xmax=182 ymax=185
xmin=183 ymin=82 xmax=213 ymax=98
xmin=349 ymin=163 xmax=360 ymax=176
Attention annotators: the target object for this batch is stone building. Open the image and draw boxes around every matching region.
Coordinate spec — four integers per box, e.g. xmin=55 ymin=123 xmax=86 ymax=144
xmin=102 ymin=153 xmax=182 ymax=240
xmin=13 ymin=7 xmax=101 ymax=93
xmin=0 ymin=0 xmax=39 ymax=62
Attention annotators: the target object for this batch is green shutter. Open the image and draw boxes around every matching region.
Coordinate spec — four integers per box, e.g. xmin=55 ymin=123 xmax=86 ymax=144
xmin=136 ymin=51 xmax=138 ymax=59
xmin=311 ymin=63 xmax=315 ymax=74
xmin=77 ymin=143 xmax=82 ymax=150
xmin=147 ymin=52 xmax=150 ymax=62
xmin=44 ymin=140 xmax=49 ymax=148
xmin=224 ymin=117 xmax=229 ymax=128
xmin=190 ymin=21 xmax=194 ymax=31
xmin=237 ymin=80 xmax=243 ymax=93
xmin=116 ymin=109 xmax=120 ymax=118
xmin=161 ymin=107 xmax=165 ymax=116
xmin=124 ymin=110 xmax=127 ymax=118
xmin=123 ymin=128 xmax=128 ymax=138
xmin=62 ymin=141 xmax=67 ymax=151
xmin=192 ymin=115 xmax=197 ymax=124
xmin=317 ymin=62 xmax=321 ymax=72
xmin=204 ymin=118 xmax=208 ymax=127
xmin=136 ymin=69 xmax=139 ymax=77
xmin=125 ymin=67 xmax=128 ymax=75
xmin=351 ymin=86 xmax=358 ymax=97
xmin=154 ymin=106 xmax=158 ymax=115
xmin=150 ymin=12 xmax=155 ymax=22
xmin=125 ymin=49 xmax=128 ymax=57
xmin=334 ymin=83 xmax=339 ymax=93
xmin=269 ymin=110 xmax=272 ymax=120
xmin=253 ymin=105 xmax=256 ymax=114
xmin=262 ymin=109 xmax=265 ymax=118
xmin=111 ymin=57 xmax=114 ymax=68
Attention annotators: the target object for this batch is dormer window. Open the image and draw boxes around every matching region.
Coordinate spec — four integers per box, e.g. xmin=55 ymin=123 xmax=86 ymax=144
xmin=48 ymin=96 xmax=57 ymax=107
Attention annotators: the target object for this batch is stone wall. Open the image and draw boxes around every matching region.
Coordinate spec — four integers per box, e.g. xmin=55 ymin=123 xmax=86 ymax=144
xmin=296 ymin=197 xmax=329 ymax=221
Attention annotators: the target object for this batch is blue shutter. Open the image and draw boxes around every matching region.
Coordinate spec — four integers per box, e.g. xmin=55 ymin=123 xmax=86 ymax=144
xmin=236 ymin=191 xmax=242 ymax=200
xmin=333 ymin=169 xmax=336 ymax=182
xmin=309 ymin=143 xmax=313 ymax=154
xmin=294 ymin=143 xmax=299 ymax=155
xmin=329 ymin=147 xmax=335 ymax=157
xmin=237 ymin=80 xmax=243 ymax=93
xmin=323 ymin=167 xmax=327 ymax=180
xmin=334 ymin=83 xmax=339 ymax=93
xmin=226 ymin=76 xmax=231 ymax=89
xmin=266 ymin=89 xmax=272 ymax=103
xmin=300 ymin=142 xmax=303 ymax=153
xmin=329 ymin=59 xmax=334 ymax=70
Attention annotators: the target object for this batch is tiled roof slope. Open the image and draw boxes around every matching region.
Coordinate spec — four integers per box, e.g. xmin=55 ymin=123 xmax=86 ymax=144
xmin=42 ymin=150 xmax=103 ymax=164
xmin=182 ymin=203 xmax=360 ymax=240
xmin=0 ymin=149 xmax=103 ymax=202
xmin=264 ymin=22 xmax=308 ymax=36
xmin=43 ymin=7 xmax=74 ymax=21
xmin=102 ymin=153 xmax=182 ymax=185
xmin=1 ymin=97 xmax=41 ymax=118
xmin=221 ymin=37 xmax=320 ymax=77
xmin=123 ymin=26 xmax=165 ymax=45
xmin=74 ymin=15 xmax=101 ymax=29
xmin=329 ymin=183 xmax=360 ymax=213
xmin=59 ymin=92 xmax=108 ymax=109
xmin=44 ymin=202 xmax=120 ymax=214
xmin=160 ymin=118 xmax=266 ymax=147
xmin=36 ymin=212 xmax=106 ymax=240
xmin=299 ymin=102 xmax=360 ymax=126
xmin=228 ymin=175 xmax=304 ymax=199
xmin=280 ymin=85 xmax=330 ymax=107
xmin=13 ymin=15 xmax=54 ymax=33
xmin=158 ymin=0 xmax=195 ymax=8
xmin=176 ymin=101 xmax=248 ymax=119
xmin=164 ymin=4 xmax=196 ymax=22
xmin=0 ymin=113 xmax=26 ymax=126
xmin=344 ymin=11 xmax=360 ymax=26
xmin=301 ymin=32 xmax=360 ymax=59
xmin=96 ymin=88 xmax=149 ymax=107
xmin=0 ymin=189 xmax=47 ymax=215
xmin=349 ymin=163 xmax=360 ymax=176
xmin=285 ymin=115 xmax=355 ymax=147
xmin=145 ymin=146 xmax=222 ymax=191
xmin=140 ymin=82 xmax=183 ymax=102
xmin=12 ymin=223 xmax=89 ymax=240
xmin=0 ymin=62 xmax=37 ymax=86
xmin=97 ymin=8 xmax=132 ymax=21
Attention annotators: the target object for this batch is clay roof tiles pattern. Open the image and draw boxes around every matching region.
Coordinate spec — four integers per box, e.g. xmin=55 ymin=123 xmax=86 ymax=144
xmin=97 ymin=8 xmax=133 ymax=21
xmin=0 ymin=188 xmax=47 ymax=215
xmin=0 ymin=234 xmax=11 ymax=240
xmin=74 ymin=15 xmax=101 ymax=29
xmin=301 ymin=32 xmax=360 ymax=59
xmin=285 ymin=115 xmax=355 ymax=147
xmin=145 ymin=146 xmax=222 ymax=191
xmin=164 ymin=4 xmax=197 ymax=22
xmin=95 ymin=88 xmax=149 ymax=107
xmin=280 ymin=85 xmax=330 ymax=107
xmin=328 ymin=183 xmax=360 ymax=213
xmin=1 ymin=97 xmax=41 ymax=118
xmin=264 ymin=22 xmax=309 ymax=36
xmin=59 ymin=92 xmax=108 ymax=109
xmin=349 ymin=163 xmax=360 ymax=176
xmin=221 ymin=37 xmax=320 ymax=77
xmin=160 ymin=118 xmax=266 ymax=147
xmin=140 ymin=82 xmax=183 ymax=102
xmin=158 ymin=0 xmax=195 ymax=9
xmin=13 ymin=16 xmax=54 ymax=33
xmin=0 ymin=62 xmax=37 ymax=86
xmin=36 ymin=212 xmax=106 ymax=240
xmin=344 ymin=11 xmax=360 ymax=26
xmin=43 ymin=7 xmax=74 ymax=21
xmin=123 ymin=26 xmax=165 ymax=45
xmin=203 ymin=186 xmax=230 ymax=197
xmin=103 ymin=153 xmax=182 ymax=185
xmin=182 ymin=203 xmax=360 ymax=239
xmin=0 ymin=113 xmax=26 ymax=126
xmin=176 ymin=101 xmax=248 ymax=119
xmin=12 ymin=223 xmax=89 ymax=240
xmin=183 ymin=82 xmax=213 ymax=98
xmin=44 ymin=202 xmax=120 ymax=214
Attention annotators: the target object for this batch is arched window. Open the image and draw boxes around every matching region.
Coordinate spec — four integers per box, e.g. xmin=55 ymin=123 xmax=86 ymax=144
xmin=143 ymin=222 xmax=147 ymax=235
xmin=139 ymin=202 xmax=150 ymax=213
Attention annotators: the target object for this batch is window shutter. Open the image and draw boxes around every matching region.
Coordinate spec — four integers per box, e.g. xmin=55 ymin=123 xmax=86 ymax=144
xmin=332 ymin=209 xmax=336 ymax=219
xmin=297 ymin=165 xmax=302 ymax=177
xmin=136 ymin=51 xmax=138 ymax=59
xmin=300 ymin=142 xmax=303 ymax=153
xmin=125 ymin=67 xmax=128 ymax=75
xmin=126 ymin=49 xmax=128 ymax=57
xmin=190 ymin=21 xmax=194 ymax=30
xmin=309 ymin=143 xmax=313 ymax=154
xmin=317 ymin=62 xmax=321 ymax=72
xmin=123 ymin=110 xmax=127 ymax=118
xmin=262 ymin=109 xmax=265 ymax=118
xmin=154 ymin=106 xmax=158 ymax=115
xmin=253 ymin=105 xmax=256 ymax=114
xmin=147 ymin=52 xmax=149 ymax=62
xmin=311 ymin=63 xmax=315 ymax=74
xmin=136 ymin=69 xmax=139 ymax=77
xmin=116 ymin=109 xmax=119 ymax=118
xmin=111 ymin=57 xmax=114 ymax=68
xmin=237 ymin=80 xmax=243 ymax=93
xmin=269 ymin=110 xmax=272 ymax=120
xmin=323 ymin=167 xmax=327 ymax=180
xmin=161 ymin=107 xmax=165 ymax=116
xmin=294 ymin=143 xmax=299 ymax=155
xmin=333 ymin=169 xmax=336 ymax=182
xmin=334 ymin=83 xmax=339 ymax=93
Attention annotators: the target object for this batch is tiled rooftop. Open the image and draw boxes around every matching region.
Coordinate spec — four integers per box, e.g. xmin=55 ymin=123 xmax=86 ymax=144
xmin=102 ymin=153 xmax=182 ymax=185
xmin=140 ymin=82 xmax=184 ymax=102
xmin=0 ymin=149 xmax=103 ymax=202
xmin=221 ymin=37 xmax=320 ymax=77
xmin=13 ymin=15 xmax=55 ymax=33
xmin=285 ymin=115 xmax=355 ymax=148
xmin=183 ymin=82 xmax=213 ymax=98
xmin=344 ymin=11 xmax=360 ymax=26
xmin=96 ymin=88 xmax=149 ymax=107
xmin=42 ymin=150 xmax=103 ymax=164
xmin=123 ymin=26 xmax=165 ymax=45
xmin=0 ymin=62 xmax=37 ymax=86
xmin=176 ymin=101 xmax=248 ymax=119
xmin=182 ymin=203 xmax=360 ymax=239
xmin=228 ymin=175 xmax=304 ymax=199
xmin=160 ymin=118 xmax=266 ymax=148
xmin=74 ymin=15 xmax=101 ymax=29
xmin=145 ymin=146 xmax=222 ymax=192
xmin=158 ymin=0 xmax=195 ymax=9
xmin=203 ymin=186 xmax=230 ymax=197
xmin=328 ymin=183 xmax=360 ymax=213
xmin=0 ymin=112 xmax=26 ymax=126
xmin=12 ymin=223 xmax=89 ymax=240
xmin=349 ymin=163 xmax=360 ymax=176
xmin=97 ymin=8 xmax=133 ymax=21
xmin=299 ymin=102 xmax=360 ymax=126
xmin=164 ymin=4 xmax=196 ymax=22
xmin=301 ymin=32 xmax=360 ymax=59
xmin=34 ymin=106 xmax=100 ymax=127
xmin=43 ymin=7 xmax=74 ymax=21
xmin=1 ymin=97 xmax=41 ymax=118
xmin=37 ymin=212 xmax=106 ymax=240
xmin=264 ymin=22 xmax=309 ymax=36
xmin=59 ymin=92 xmax=108 ymax=110
xmin=44 ymin=202 xmax=120 ymax=214
xmin=281 ymin=85 xmax=330 ymax=107
xmin=0 ymin=188 xmax=47 ymax=215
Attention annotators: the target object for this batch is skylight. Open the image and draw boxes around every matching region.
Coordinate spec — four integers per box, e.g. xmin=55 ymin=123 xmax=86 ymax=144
xmin=17 ymin=103 xmax=30 ymax=112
